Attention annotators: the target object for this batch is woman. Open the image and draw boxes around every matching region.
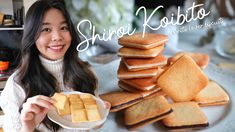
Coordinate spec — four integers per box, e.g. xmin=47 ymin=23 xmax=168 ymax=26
xmin=0 ymin=0 xmax=104 ymax=131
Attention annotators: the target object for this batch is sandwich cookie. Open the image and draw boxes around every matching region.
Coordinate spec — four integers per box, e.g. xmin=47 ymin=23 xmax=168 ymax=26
xmin=121 ymin=77 xmax=158 ymax=91
xmin=122 ymin=55 xmax=167 ymax=71
xmin=193 ymin=81 xmax=229 ymax=106
xmin=118 ymin=80 xmax=161 ymax=97
xmin=124 ymin=95 xmax=172 ymax=130
xmin=118 ymin=33 xmax=168 ymax=49
xmin=100 ymin=91 xmax=143 ymax=112
xmin=168 ymin=52 xmax=209 ymax=69
xmin=157 ymin=55 xmax=208 ymax=102
xmin=118 ymin=44 xmax=164 ymax=58
xmin=162 ymin=102 xmax=209 ymax=130
xmin=118 ymin=61 xmax=160 ymax=79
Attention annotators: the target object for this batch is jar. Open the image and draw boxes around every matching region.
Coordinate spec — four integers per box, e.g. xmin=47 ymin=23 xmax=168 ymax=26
xmin=0 ymin=47 xmax=12 ymax=73
xmin=0 ymin=61 xmax=9 ymax=71
xmin=214 ymin=20 xmax=235 ymax=59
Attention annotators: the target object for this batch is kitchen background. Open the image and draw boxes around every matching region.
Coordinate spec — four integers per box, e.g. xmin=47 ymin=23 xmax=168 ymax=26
xmin=0 ymin=0 xmax=235 ymax=131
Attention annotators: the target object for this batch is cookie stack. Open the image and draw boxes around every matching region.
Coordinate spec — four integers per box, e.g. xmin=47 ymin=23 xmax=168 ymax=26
xmin=117 ymin=33 xmax=168 ymax=97
xmin=100 ymin=33 xmax=230 ymax=131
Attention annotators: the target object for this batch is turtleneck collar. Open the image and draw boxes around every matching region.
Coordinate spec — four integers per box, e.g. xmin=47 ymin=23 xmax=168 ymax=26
xmin=39 ymin=55 xmax=64 ymax=75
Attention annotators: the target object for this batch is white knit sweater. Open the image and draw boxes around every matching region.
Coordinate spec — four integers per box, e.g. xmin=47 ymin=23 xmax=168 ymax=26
xmin=0 ymin=56 xmax=78 ymax=132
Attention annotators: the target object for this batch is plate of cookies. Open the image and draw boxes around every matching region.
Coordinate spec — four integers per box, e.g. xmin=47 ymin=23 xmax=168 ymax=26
xmin=47 ymin=92 xmax=109 ymax=130
xmin=94 ymin=32 xmax=235 ymax=132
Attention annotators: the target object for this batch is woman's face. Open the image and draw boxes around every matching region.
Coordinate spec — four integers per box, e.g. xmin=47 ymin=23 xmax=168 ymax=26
xmin=36 ymin=8 xmax=71 ymax=60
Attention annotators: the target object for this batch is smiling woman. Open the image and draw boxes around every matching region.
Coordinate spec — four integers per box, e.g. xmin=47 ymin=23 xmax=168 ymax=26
xmin=0 ymin=0 xmax=102 ymax=131
xmin=35 ymin=8 xmax=71 ymax=60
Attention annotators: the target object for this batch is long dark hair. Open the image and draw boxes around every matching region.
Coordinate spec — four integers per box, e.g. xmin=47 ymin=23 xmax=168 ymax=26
xmin=17 ymin=0 xmax=97 ymax=131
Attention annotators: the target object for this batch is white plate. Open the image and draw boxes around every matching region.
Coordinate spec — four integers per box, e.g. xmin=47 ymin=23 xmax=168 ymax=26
xmin=92 ymin=59 xmax=235 ymax=132
xmin=47 ymin=91 xmax=109 ymax=130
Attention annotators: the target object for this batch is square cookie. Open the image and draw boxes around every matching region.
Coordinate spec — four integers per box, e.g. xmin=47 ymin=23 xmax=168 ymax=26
xmin=157 ymin=55 xmax=208 ymax=102
xmin=162 ymin=102 xmax=208 ymax=129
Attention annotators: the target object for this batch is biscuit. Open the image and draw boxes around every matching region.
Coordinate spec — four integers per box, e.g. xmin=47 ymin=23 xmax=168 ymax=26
xmin=84 ymin=104 xmax=98 ymax=109
xmin=118 ymin=33 xmax=168 ymax=49
xmin=118 ymin=61 xmax=160 ymax=79
xmin=122 ymin=55 xmax=167 ymax=71
xmin=52 ymin=93 xmax=68 ymax=109
xmin=157 ymin=55 xmax=208 ymax=102
xmin=118 ymin=80 xmax=161 ymax=97
xmin=57 ymin=101 xmax=71 ymax=116
xmin=121 ymin=77 xmax=157 ymax=91
xmin=67 ymin=94 xmax=81 ymax=102
xmin=70 ymin=99 xmax=83 ymax=104
xmin=125 ymin=95 xmax=172 ymax=130
xmin=86 ymin=108 xmax=102 ymax=121
xmin=80 ymin=94 xmax=93 ymax=99
xmin=100 ymin=91 xmax=143 ymax=112
xmin=71 ymin=109 xmax=88 ymax=122
xmin=69 ymin=94 xmax=101 ymax=122
xmin=118 ymin=44 xmax=164 ymax=58
xmin=82 ymin=98 xmax=96 ymax=105
xmin=67 ymin=94 xmax=80 ymax=99
xmin=168 ymin=52 xmax=209 ymax=69
xmin=70 ymin=103 xmax=84 ymax=112
xmin=162 ymin=102 xmax=209 ymax=129
xmin=51 ymin=93 xmax=71 ymax=116
xmin=193 ymin=81 xmax=229 ymax=106
xmin=143 ymin=90 xmax=167 ymax=100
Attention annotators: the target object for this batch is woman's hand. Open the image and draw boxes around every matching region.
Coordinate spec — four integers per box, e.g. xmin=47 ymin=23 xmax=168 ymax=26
xmin=20 ymin=95 xmax=55 ymax=132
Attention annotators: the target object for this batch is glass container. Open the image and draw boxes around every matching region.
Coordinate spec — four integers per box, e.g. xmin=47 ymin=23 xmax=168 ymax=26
xmin=214 ymin=20 xmax=235 ymax=59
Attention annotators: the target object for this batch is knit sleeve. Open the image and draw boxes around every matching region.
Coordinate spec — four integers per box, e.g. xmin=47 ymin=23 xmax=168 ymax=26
xmin=0 ymin=72 xmax=26 ymax=132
